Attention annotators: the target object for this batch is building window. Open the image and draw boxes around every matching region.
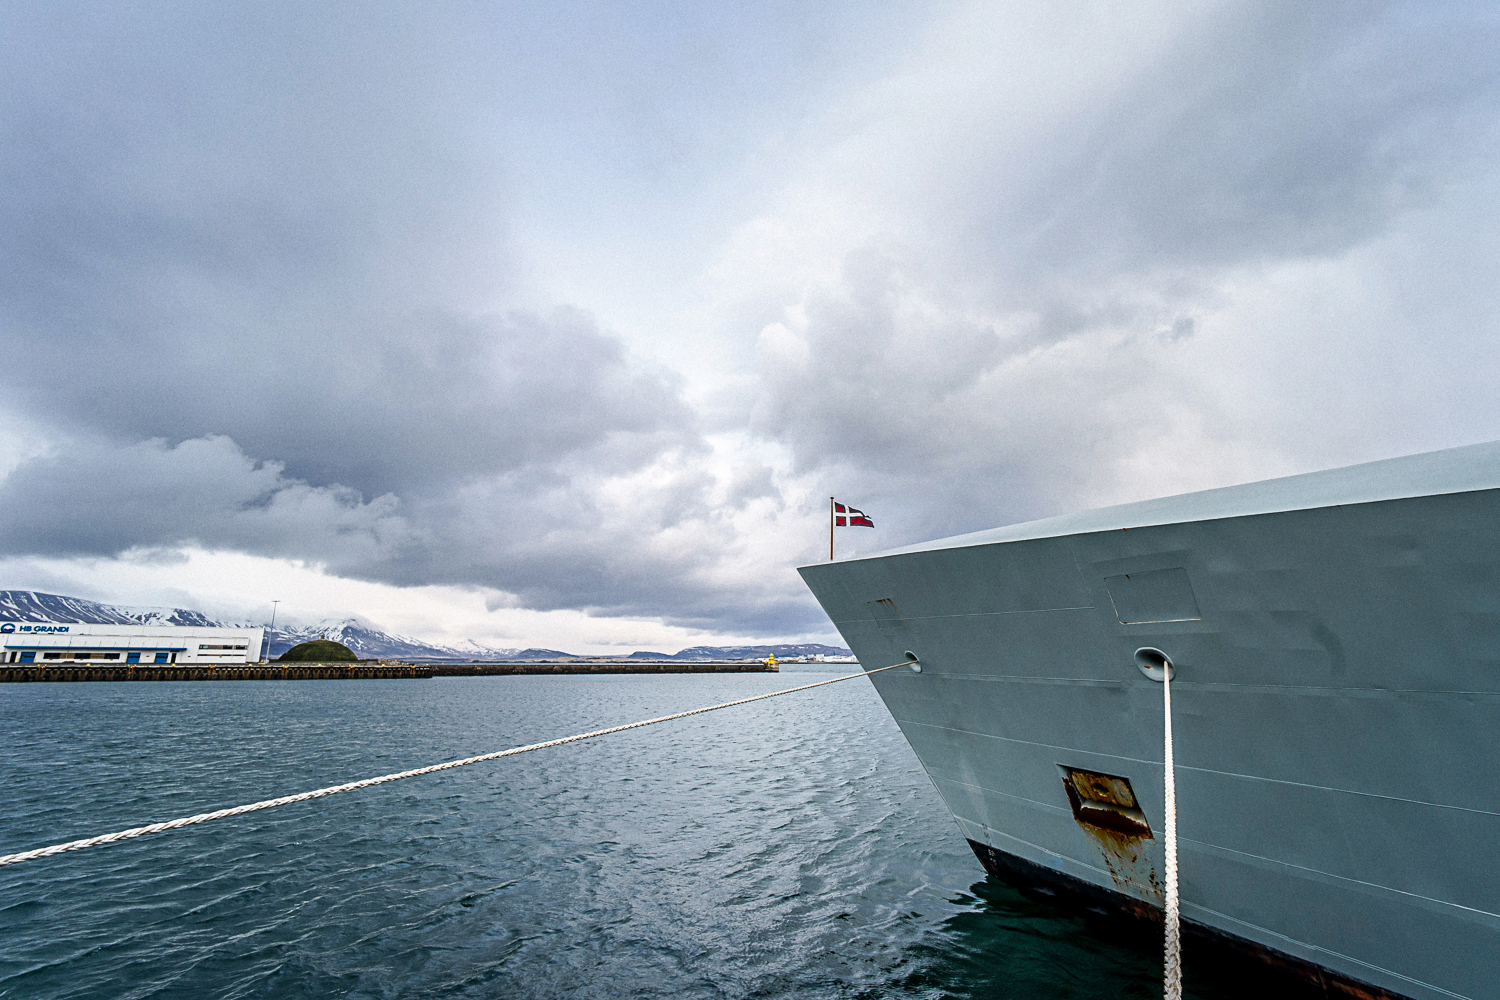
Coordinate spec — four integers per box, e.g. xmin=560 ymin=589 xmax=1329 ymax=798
xmin=198 ymin=644 xmax=249 ymax=651
xmin=75 ymin=652 xmax=91 ymax=660
xmin=43 ymin=652 xmax=62 ymax=660
xmin=99 ymin=652 xmax=120 ymax=660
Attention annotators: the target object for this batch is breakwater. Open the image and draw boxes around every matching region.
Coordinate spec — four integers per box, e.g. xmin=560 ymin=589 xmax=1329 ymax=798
xmin=0 ymin=663 xmax=431 ymax=682
xmin=0 ymin=661 xmax=782 ymax=682
xmin=426 ymin=661 xmax=779 ymax=676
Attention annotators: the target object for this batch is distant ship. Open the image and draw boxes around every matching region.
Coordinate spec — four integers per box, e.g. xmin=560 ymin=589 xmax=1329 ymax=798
xmin=800 ymin=441 xmax=1500 ymax=1000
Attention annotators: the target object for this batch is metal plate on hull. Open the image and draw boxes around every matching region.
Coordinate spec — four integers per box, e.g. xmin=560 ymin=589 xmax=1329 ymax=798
xmin=1104 ymin=568 xmax=1202 ymax=624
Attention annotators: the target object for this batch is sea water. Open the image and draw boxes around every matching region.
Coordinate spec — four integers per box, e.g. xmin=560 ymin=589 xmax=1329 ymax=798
xmin=2 ymin=672 xmax=1255 ymax=999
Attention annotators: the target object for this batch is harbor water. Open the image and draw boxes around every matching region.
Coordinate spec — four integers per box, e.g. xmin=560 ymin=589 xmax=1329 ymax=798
xmin=4 ymin=672 xmax=1257 ymax=999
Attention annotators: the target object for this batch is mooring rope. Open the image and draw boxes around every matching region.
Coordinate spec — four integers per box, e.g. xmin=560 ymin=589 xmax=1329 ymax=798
xmin=0 ymin=662 xmax=912 ymax=869
xmin=1163 ymin=659 xmax=1182 ymax=1000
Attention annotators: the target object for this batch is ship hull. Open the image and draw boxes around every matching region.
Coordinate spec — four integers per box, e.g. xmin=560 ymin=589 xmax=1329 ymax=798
xmin=800 ymin=486 xmax=1500 ymax=1000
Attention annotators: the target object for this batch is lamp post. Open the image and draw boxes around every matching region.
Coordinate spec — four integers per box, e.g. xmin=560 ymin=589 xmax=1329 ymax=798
xmin=266 ymin=600 xmax=279 ymax=663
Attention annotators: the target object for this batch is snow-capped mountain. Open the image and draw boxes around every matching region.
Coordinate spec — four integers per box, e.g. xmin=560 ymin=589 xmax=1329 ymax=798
xmin=0 ymin=592 xmax=517 ymax=661
xmin=0 ymin=590 xmax=219 ymax=627
xmin=628 ymin=644 xmax=854 ymax=660
xmin=261 ymin=619 xmax=521 ymax=661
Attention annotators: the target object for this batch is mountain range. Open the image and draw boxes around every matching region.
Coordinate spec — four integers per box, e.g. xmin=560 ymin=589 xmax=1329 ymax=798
xmin=0 ymin=591 xmax=852 ymax=661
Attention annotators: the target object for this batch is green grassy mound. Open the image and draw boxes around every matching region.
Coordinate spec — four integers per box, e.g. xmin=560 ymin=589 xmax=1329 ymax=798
xmin=278 ymin=639 xmax=358 ymax=662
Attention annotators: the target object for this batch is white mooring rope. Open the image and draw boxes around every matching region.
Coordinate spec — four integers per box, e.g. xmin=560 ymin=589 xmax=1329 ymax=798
xmin=0 ymin=662 xmax=913 ymax=869
xmin=1163 ymin=659 xmax=1181 ymax=1000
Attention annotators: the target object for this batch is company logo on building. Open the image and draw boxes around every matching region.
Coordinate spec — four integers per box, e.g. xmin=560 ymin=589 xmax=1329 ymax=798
xmin=0 ymin=623 xmax=69 ymax=634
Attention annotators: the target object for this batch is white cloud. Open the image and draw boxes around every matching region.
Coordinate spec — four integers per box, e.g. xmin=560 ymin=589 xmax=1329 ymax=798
xmin=0 ymin=549 xmax=844 ymax=654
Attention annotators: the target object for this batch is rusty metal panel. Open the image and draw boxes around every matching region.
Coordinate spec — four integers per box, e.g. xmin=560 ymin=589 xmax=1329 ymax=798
xmin=1059 ymin=766 xmax=1161 ymax=900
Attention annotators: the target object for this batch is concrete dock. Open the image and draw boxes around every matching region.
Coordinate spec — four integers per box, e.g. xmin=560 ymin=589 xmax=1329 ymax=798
xmin=0 ymin=663 xmax=432 ymax=682
xmin=0 ymin=660 xmax=782 ymax=682
xmin=425 ymin=661 xmax=779 ymax=676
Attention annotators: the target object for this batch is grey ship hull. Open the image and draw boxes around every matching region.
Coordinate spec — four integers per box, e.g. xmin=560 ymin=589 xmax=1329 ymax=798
xmin=800 ymin=443 xmax=1500 ymax=1000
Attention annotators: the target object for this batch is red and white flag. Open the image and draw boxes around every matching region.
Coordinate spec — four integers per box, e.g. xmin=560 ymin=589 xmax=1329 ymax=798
xmin=834 ymin=501 xmax=874 ymax=528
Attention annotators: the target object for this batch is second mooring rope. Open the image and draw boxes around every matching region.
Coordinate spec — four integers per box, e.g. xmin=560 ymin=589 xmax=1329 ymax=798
xmin=1163 ymin=659 xmax=1182 ymax=1000
xmin=0 ymin=661 xmax=913 ymax=869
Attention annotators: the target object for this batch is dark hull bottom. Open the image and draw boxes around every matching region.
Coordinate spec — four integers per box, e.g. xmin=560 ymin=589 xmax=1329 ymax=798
xmin=966 ymin=840 xmax=1409 ymax=1000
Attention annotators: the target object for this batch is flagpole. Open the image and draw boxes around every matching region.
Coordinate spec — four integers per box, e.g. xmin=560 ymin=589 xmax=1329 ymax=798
xmin=829 ymin=497 xmax=835 ymax=561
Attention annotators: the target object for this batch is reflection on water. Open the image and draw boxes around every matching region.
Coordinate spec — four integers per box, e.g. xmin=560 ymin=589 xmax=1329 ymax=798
xmin=907 ymin=877 xmax=1331 ymax=1000
xmin=1 ymin=674 xmax=1311 ymax=999
xmin=899 ymin=879 xmax=1166 ymax=999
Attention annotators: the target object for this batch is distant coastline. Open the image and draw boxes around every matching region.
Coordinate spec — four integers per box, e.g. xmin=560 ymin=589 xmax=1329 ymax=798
xmin=0 ymin=590 xmax=853 ymax=664
xmin=2 ymin=658 xmax=801 ymax=683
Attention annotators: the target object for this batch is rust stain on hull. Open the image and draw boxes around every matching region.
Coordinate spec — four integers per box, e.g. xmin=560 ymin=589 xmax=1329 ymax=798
xmin=1081 ymin=825 xmax=1163 ymax=898
xmin=1060 ymin=767 xmax=1162 ymax=899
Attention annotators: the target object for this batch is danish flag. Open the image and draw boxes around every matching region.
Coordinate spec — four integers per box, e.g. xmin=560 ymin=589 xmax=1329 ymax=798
xmin=834 ymin=501 xmax=874 ymax=528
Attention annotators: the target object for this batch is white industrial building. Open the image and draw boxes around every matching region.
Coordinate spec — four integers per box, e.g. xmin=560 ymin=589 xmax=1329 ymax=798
xmin=1 ymin=623 xmax=267 ymax=666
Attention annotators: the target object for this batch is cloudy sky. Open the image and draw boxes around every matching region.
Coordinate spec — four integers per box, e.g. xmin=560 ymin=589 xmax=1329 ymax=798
xmin=1 ymin=1 xmax=1497 ymax=651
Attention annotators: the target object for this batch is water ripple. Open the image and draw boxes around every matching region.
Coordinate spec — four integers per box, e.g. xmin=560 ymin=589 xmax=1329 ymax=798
xmin=3 ymin=674 xmax=1259 ymax=998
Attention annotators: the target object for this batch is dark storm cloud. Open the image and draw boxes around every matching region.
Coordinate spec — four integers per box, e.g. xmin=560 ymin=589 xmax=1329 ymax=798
xmin=0 ymin=435 xmax=413 ymax=564
xmin=0 ymin=431 xmax=818 ymax=631
xmin=0 ymin=1 xmax=799 ymax=627
xmin=0 ymin=0 xmax=548 ymax=497
xmin=6 ymin=301 xmax=696 ymax=498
